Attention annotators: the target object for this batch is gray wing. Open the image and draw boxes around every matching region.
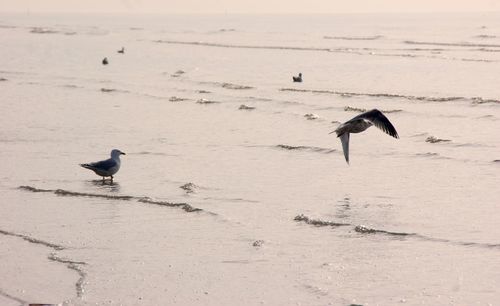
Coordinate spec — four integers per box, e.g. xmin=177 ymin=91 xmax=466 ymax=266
xmin=82 ymin=158 xmax=117 ymax=171
xmin=357 ymin=109 xmax=399 ymax=138
xmin=340 ymin=133 xmax=350 ymax=164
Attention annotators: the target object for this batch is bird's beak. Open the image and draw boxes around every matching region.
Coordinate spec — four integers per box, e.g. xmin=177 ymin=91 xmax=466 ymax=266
xmin=328 ymin=130 xmax=335 ymax=134
xmin=121 ymin=152 xmax=126 ymax=155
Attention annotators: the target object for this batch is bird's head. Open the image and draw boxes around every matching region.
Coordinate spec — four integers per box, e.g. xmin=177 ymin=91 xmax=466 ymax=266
xmin=111 ymin=149 xmax=126 ymax=158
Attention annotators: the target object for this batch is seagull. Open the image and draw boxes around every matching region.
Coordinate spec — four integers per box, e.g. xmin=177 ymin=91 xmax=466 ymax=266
xmin=80 ymin=149 xmax=126 ymax=181
xmin=117 ymin=47 xmax=125 ymax=54
xmin=331 ymin=109 xmax=399 ymax=164
xmin=292 ymin=73 xmax=302 ymax=82
xmin=102 ymin=57 xmax=108 ymax=65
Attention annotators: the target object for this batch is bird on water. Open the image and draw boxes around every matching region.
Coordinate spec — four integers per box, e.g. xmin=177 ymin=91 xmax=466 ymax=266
xmin=117 ymin=47 xmax=125 ymax=54
xmin=292 ymin=73 xmax=302 ymax=82
xmin=102 ymin=57 xmax=109 ymax=65
xmin=80 ymin=149 xmax=126 ymax=181
xmin=331 ymin=109 xmax=399 ymax=164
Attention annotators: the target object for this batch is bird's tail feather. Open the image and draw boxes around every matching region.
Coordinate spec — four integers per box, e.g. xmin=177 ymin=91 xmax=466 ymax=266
xmin=80 ymin=163 xmax=93 ymax=170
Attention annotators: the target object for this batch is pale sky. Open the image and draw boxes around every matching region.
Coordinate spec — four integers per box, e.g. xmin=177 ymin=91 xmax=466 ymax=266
xmin=1 ymin=0 xmax=499 ymax=14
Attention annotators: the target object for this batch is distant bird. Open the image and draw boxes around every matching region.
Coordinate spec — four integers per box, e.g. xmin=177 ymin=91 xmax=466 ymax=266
xmin=102 ymin=57 xmax=108 ymax=65
xmin=80 ymin=149 xmax=126 ymax=181
xmin=292 ymin=73 xmax=302 ymax=82
xmin=331 ymin=109 xmax=399 ymax=164
xmin=117 ymin=47 xmax=125 ymax=54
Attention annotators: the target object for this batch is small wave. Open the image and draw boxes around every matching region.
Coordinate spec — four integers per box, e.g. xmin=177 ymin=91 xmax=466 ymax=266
xmin=100 ymin=88 xmax=115 ymax=93
xmin=304 ymin=113 xmax=319 ymax=120
xmin=478 ymin=48 xmax=500 ymax=53
xmin=0 ymin=25 xmax=17 ymax=29
xmin=48 ymin=253 xmax=87 ymax=298
xmin=426 ymin=136 xmax=451 ymax=143
xmin=196 ymin=98 xmax=220 ymax=104
xmin=221 ymin=82 xmax=253 ymax=90
xmin=344 ymin=106 xmax=366 ymax=112
xmin=280 ymin=88 xmax=468 ymax=103
xmin=458 ymin=57 xmax=494 ymax=63
xmin=294 ymin=214 xmax=350 ymax=227
xmin=169 ymin=96 xmax=188 ymax=102
xmin=276 ymin=144 xmax=335 ymax=154
xmin=344 ymin=106 xmax=402 ymax=113
xmin=0 ymin=228 xmax=65 ymax=250
xmin=324 ymin=35 xmax=383 ymax=41
xmin=61 ymin=84 xmax=82 ymax=89
xmin=354 ymin=225 xmax=500 ymax=249
xmin=180 ymin=182 xmax=198 ymax=194
xmin=0 ymin=229 xmax=86 ymax=300
xmin=493 ymin=160 xmax=500 ymax=163
xmin=477 ymin=115 xmax=498 ymax=120
xmin=30 ymin=27 xmax=58 ymax=34
xmin=101 ymin=87 xmax=125 ymax=93
xmin=18 ymin=186 xmax=209 ymax=214
xmin=199 ymin=81 xmax=253 ymax=90
xmin=154 ymin=39 xmax=331 ymax=52
xmin=239 ymin=104 xmax=256 ymax=110
xmin=473 ymin=35 xmax=496 ymax=39
xmin=134 ymin=151 xmax=169 ymax=156
xmin=354 ymin=225 xmax=412 ymax=236
xmin=55 ymin=188 xmax=135 ymax=200
xmin=138 ymin=198 xmax=203 ymax=213
xmin=171 ymin=70 xmax=186 ymax=77
xmin=295 ymin=217 xmax=500 ymax=250
xmin=0 ymin=77 xmax=7 ymax=81
xmin=197 ymin=90 xmax=211 ymax=94
xmin=415 ymin=152 xmax=439 ymax=157
xmin=404 ymin=40 xmax=500 ymax=48
xmin=471 ymin=97 xmax=500 ymax=104
xmin=414 ymin=152 xmax=452 ymax=160
xmin=0 ymin=289 xmax=25 ymax=304
xmin=202 ymin=196 xmax=260 ymax=204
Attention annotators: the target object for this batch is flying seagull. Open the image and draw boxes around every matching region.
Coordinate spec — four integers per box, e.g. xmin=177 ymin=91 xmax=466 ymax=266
xmin=80 ymin=149 xmax=126 ymax=181
xmin=331 ymin=109 xmax=399 ymax=164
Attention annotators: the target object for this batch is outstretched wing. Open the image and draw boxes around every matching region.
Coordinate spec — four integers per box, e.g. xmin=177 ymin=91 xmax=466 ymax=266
xmin=357 ymin=109 xmax=399 ymax=138
xmin=340 ymin=133 xmax=350 ymax=164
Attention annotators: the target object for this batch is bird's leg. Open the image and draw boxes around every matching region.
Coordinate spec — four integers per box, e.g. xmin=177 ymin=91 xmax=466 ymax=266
xmin=110 ymin=175 xmax=114 ymax=182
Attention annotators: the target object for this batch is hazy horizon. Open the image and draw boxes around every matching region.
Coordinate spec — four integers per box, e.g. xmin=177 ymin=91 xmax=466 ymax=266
xmin=1 ymin=0 xmax=499 ymax=14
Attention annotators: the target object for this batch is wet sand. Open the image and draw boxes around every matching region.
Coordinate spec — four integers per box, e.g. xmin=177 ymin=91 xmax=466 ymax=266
xmin=0 ymin=13 xmax=499 ymax=305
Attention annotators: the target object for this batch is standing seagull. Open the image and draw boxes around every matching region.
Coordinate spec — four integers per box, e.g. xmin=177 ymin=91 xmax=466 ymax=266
xmin=292 ymin=73 xmax=302 ymax=82
xmin=80 ymin=149 xmax=126 ymax=181
xmin=331 ymin=109 xmax=398 ymax=164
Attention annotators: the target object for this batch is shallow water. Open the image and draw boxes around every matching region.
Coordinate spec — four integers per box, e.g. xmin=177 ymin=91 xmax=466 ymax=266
xmin=0 ymin=13 xmax=499 ymax=306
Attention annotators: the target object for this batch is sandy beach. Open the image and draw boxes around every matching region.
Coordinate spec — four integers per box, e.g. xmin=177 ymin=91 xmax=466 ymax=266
xmin=0 ymin=13 xmax=499 ymax=305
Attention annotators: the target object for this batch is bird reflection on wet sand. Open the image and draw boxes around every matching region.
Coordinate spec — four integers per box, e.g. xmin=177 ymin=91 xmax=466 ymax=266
xmin=86 ymin=180 xmax=121 ymax=192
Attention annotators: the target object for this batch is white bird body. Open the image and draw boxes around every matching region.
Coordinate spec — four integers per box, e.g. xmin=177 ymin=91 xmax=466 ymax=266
xmin=332 ymin=109 xmax=398 ymax=164
xmin=80 ymin=149 xmax=125 ymax=180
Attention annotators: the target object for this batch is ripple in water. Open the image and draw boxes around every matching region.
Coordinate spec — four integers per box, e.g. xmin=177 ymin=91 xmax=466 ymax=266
xmin=425 ymin=136 xmax=451 ymax=143
xmin=275 ymin=144 xmax=335 ymax=154
xmin=295 ymin=214 xmax=500 ymax=249
xmin=18 ymin=186 xmax=210 ymax=214
xmin=239 ymin=104 xmax=256 ymax=110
